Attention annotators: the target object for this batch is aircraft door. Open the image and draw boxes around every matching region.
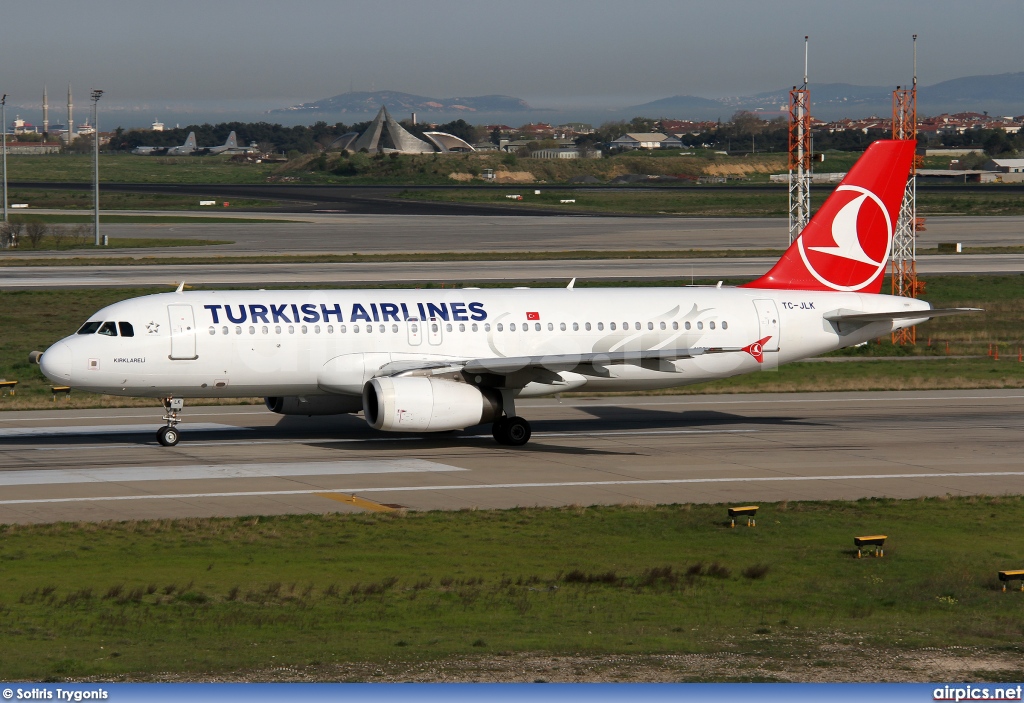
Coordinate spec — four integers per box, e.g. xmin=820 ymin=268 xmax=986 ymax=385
xmin=168 ymin=304 xmax=199 ymax=360
xmin=407 ymin=318 xmax=422 ymax=346
xmin=427 ymin=317 xmax=443 ymax=346
xmin=753 ymin=299 xmax=780 ymax=351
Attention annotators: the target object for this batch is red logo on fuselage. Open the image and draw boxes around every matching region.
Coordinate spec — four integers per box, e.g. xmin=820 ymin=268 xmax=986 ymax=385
xmin=797 ymin=185 xmax=893 ymax=292
xmin=526 ymin=312 xmax=540 ymax=320
xmin=743 ymin=336 xmax=772 ymax=364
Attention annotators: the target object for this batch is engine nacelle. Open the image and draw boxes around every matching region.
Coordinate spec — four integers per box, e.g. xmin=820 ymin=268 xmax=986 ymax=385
xmin=265 ymin=395 xmax=364 ymax=416
xmin=363 ymin=377 xmax=501 ymax=432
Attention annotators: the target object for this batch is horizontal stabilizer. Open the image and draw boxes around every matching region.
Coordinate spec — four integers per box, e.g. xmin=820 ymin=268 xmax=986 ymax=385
xmin=824 ymin=307 xmax=982 ymax=324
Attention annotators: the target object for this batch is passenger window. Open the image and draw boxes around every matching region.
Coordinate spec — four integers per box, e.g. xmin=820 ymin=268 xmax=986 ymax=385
xmin=548 ymin=323 xmax=554 ymax=331
xmin=409 ymin=324 xmax=417 ymax=333
xmin=647 ymin=322 xmax=653 ymax=330
xmin=709 ymin=321 xmax=716 ymax=330
xmin=585 ymin=322 xmax=592 ymax=331
xmin=459 ymin=323 xmax=465 ymax=332
xmin=221 ymin=326 xmax=228 ymax=335
xmin=301 ymin=325 xmax=308 ymax=334
xmin=235 ymin=326 xmax=242 ymax=335
xmin=119 ymin=322 xmax=135 ymax=337
xmin=98 ymin=321 xmax=118 ymax=337
xmin=597 ymin=322 xmax=604 ymax=331
xmin=208 ymin=326 xmax=216 ymax=335
xmin=482 ymin=323 xmax=489 ymax=332
xmin=288 ymin=325 xmax=295 ymax=334
xmin=366 ymin=325 xmax=372 ymax=333
xmin=393 ymin=324 xmax=399 ymax=333
xmin=572 ymin=322 xmax=579 ymax=331
xmin=497 ymin=323 xmax=503 ymax=332
xmin=341 ymin=325 xmax=347 ymax=333
xmin=634 ymin=322 xmax=640 ymax=330
xmin=472 ymin=323 xmax=478 ymax=332
xmin=328 ymin=325 xmax=334 ymax=334
xmin=610 ymin=322 xmax=616 ymax=331
xmin=697 ymin=321 xmax=703 ymax=330
xmin=722 ymin=321 xmax=728 ymax=330
xmin=275 ymin=325 xmax=282 ymax=334
xmin=313 ymin=325 xmax=319 ymax=334
xmin=684 ymin=321 xmax=691 ymax=330
xmin=380 ymin=325 xmax=386 ymax=333
xmin=262 ymin=326 xmax=269 ymax=334
xmin=446 ymin=323 xmax=453 ymax=332
xmin=559 ymin=322 xmax=566 ymax=331
xmin=510 ymin=323 xmax=516 ymax=331
xmin=660 ymin=321 xmax=666 ymax=330
xmin=77 ymin=321 xmax=102 ymax=335
xmin=535 ymin=323 xmax=541 ymax=331
xmin=249 ymin=326 xmax=256 ymax=334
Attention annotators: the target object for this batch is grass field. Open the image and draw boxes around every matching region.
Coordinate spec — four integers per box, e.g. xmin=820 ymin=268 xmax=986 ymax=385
xmin=6 ymin=190 xmax=277 ymax=211
xmin=2 ymin=499 xmax=1023 ymax=681
xmin=0 ymin=275 xmax=1022 ymax=409
xmin=1 ymin=236 xmax=230 ymax=252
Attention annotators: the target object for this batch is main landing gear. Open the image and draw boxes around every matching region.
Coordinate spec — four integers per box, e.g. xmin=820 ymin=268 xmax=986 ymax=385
xmin=157 ymin=397 xmax=184 ymax=447
xmin=492 ymin=416 xmax=532 ymax=446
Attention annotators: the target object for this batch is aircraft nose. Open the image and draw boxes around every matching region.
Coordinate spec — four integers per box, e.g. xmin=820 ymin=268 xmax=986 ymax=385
xmin=39 ymin=342 xmax=73 ymax=383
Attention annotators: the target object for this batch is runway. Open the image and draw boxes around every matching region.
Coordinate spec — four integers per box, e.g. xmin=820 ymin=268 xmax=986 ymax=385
xmin=0 ymin=389 xmax=1021 ymax=524
xmin=4 ymin=214 xmax=1023 ymax=258
xmin=3 ymin=253 xmax=1023 ymax=289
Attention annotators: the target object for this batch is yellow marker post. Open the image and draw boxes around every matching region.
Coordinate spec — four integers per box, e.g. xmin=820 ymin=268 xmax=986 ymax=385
xmin=854 ymin=535 xmax=887 ymax=558
xmin=728 ymin=506 xmax=759 ymax=528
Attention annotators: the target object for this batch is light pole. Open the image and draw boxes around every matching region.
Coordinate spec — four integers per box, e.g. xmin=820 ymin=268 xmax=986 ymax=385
xmin=2 ymin=93 xmax=8 ymax=224
xmin=91 ymin=89 xmax=103 ymax=245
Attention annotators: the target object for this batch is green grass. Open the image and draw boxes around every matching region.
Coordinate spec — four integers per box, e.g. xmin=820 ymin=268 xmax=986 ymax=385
xmin=1 ymin=275 xmax=1021 ymax=409
xmin=6 ymin=189 xmax=278 ymax=210
xmin=6 ymin=154 xmax=278 ymax=184
xmin=4 ymin=237 xmax=230 ymax=252
xmin=1 ymin=498 xmax=1023 ymax=679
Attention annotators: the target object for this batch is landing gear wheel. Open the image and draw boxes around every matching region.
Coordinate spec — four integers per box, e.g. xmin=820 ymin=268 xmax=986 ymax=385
xmin=493 ymin=416 xmax=531 ymax=446
xmin=156 ymin=426 xmax=180 ymax=447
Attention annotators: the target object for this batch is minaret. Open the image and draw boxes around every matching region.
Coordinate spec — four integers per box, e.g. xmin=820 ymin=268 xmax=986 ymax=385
xmin=42 ymin=86 xmax=49 ymax=137
xmin=67 ymin=84 xmax=73 ymax=142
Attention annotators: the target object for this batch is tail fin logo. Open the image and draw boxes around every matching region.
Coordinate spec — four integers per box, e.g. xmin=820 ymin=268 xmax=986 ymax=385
xmin=797 ymin=185 xmax=893 ymax=292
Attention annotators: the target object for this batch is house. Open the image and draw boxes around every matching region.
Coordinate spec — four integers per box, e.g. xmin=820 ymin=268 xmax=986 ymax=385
xmin=985 ymin=158 xmax=1024 ymax=173
xmin=610 ymin=132 xmax=669 ymax=150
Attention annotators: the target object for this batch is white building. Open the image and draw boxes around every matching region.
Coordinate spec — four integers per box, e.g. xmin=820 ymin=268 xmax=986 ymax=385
xmin=610 ymin=132 xmax=669 ymax=150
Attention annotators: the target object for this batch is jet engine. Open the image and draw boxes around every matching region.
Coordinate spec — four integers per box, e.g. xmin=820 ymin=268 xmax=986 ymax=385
xmin=362 ymin=377 xmax=501 ymax=432
xmin=265 ymin=395 xmax=364 ymax=416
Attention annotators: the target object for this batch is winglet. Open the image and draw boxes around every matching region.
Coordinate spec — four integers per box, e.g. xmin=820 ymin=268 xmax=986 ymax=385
xmin=175 ymin=281 xmax=185 ymax=293
xmin=567 ymin=278 xmax=576 ymax=289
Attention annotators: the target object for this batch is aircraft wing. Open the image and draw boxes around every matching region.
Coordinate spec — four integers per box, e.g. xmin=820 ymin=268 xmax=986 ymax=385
xmin=824 ymin=307 xmax=982 ymax=324
xmin=376 ymin=346 xmax=743 ymax=378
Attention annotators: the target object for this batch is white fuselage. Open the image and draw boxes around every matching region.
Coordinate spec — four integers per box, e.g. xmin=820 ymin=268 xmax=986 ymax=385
xmin=40 ymin=286 xmax=930 ymax=401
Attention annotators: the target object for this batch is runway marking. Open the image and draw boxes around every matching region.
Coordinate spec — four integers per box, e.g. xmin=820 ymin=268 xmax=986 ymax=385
xmin=523 ymin=393 xmax=1024 ymax=410
xmin=0 ymin=459 xmax=464 ymax=486
xmin=0 ymin=423 xmax=248 ymax=438
xmin=315 ymin=493 xmax=397 ymax=513
xmin=3 ymin=471 xmax=1023 ymax=505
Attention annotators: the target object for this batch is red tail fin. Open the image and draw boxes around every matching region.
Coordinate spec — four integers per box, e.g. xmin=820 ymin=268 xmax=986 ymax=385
xmin=743 ymin=139 xmax=915 ymax=293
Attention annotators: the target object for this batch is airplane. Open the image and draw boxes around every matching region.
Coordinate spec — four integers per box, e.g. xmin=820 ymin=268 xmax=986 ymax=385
xmin=196 ymin=131 xmax=257 ymax=156
xmin=34 ymin=140 xmax=979 ymax=447
xmin=131 ymin=131 xmax=197 ymax=156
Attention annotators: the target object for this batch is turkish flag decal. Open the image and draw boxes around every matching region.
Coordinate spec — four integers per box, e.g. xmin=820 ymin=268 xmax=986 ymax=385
xmin=526 ymin=312 xmax=540 ymax=320
xmin=742 ymin=336 xmax=772 ymax=364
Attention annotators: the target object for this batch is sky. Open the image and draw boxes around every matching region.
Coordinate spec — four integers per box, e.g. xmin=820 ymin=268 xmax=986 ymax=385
xmin=2 ymin=0 xmax=1022 ymax=126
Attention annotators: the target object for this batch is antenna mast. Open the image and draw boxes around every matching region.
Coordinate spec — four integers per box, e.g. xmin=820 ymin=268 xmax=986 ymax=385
xmin=788 ymin=36 xmax=812 ymax=244
xmin=891 ymin=34 xmax=921 ymax=345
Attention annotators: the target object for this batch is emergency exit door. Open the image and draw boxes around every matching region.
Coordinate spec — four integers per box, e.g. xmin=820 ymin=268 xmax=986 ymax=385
xmin=753 ymin=299 xmax=781 ymax=351
xmin=168 ymin=304 xmax=198 ymax=360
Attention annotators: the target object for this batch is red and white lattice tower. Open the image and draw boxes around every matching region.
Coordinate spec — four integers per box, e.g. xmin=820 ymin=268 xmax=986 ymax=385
xmin=891 ymin=35 xmax=921 ymax=345
xmin=788 ymin=36 xmax=812 ymax=244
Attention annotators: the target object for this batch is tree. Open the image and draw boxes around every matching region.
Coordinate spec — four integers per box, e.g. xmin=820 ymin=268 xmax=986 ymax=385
xmin=24 ymin=222 xmax=48 ymax=249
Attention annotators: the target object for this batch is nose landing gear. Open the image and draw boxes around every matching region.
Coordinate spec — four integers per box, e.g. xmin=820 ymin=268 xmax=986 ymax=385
xmin=157 ymin=397 xmax=184 ymax=446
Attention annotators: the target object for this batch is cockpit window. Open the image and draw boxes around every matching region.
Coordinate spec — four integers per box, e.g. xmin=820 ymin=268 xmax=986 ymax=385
xmin=77 ymin=321 xmax=102 ymax=335
xmin=118 ymin=322 xmax=135 ymax=337
xmin=98 ymin=321 xmax=118 ymax=337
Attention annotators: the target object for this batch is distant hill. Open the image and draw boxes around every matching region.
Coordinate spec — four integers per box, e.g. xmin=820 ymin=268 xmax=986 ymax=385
xmin=623 ymin=72 xmax=1024 ymax=121
xmin=272 ymin=91 xmax=533 ymax=115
